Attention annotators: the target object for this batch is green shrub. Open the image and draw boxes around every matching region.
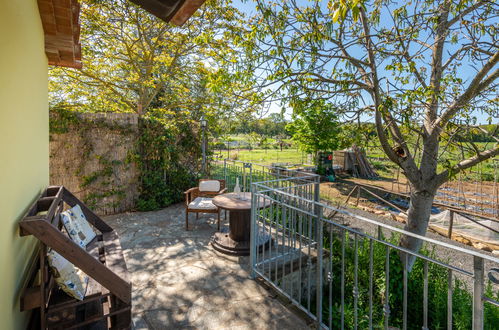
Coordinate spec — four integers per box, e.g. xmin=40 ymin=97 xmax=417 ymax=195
xmin=318 ymin=232 xmax=499 ymax=329
xmin=136 ymin=115 xmax=199 ymax=211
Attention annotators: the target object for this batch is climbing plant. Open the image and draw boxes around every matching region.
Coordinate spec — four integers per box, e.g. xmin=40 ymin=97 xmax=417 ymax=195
xmin=135 ymin=112 xmax=200 ymax=211
xmin=49 ymin=106 xmax=136 ymax=212
xmin=50 ymin=107 xmax=202 ymax=212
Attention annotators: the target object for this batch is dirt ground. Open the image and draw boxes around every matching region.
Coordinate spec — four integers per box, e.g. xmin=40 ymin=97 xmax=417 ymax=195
xmin=320 ymin=177 xmax=499 ymax=253
xmin=321 ymin=175 xmax=498 ymax=219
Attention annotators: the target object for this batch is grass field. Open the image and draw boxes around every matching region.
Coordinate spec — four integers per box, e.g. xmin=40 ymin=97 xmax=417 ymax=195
xmin=214 ymin=143 xmax=497 ymax=182
xmin=213 ymin=134 xmax=497 ymax=181
xmin=214 ymin=148 xmax=310 ymax=165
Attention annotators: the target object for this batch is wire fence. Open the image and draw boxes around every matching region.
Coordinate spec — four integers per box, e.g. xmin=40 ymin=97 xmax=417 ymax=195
xmin=211 ymin=160 xmax=499 ymax=329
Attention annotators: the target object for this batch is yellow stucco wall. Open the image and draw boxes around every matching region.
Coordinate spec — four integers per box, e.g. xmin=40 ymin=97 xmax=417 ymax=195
xmin=0 ymin=0 xmax=48 ymax=329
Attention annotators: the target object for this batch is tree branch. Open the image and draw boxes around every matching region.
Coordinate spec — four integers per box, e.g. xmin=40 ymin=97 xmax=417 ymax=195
xmin=434 ymin=51 xmax=499 ymax=128
xmin=436 ymin=145 xmax=499 ymax=186
xmin=446 ymin=0 xmax=489 ymax=27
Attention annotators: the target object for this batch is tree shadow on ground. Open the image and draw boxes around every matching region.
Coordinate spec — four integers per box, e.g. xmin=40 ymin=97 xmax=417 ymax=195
xmin=104 ymin=204 xmax=310 ymax=330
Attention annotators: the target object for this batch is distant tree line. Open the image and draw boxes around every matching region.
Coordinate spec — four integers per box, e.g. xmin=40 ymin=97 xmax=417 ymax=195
xmin=230 ymin=113 xmax=288 ymax=137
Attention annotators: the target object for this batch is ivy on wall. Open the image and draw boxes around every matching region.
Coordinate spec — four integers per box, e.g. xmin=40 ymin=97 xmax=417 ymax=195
xmin=50 ymin=107 xmax=201 ymax=213
xmin=136 ymin=114 xmax=200 ymax=211
xmin=50 ymin=107 xmax=136 ymax=212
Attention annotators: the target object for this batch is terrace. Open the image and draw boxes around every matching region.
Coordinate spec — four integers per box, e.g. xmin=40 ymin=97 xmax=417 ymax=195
xmin=4 ymin=0 xmax=498 ymax=329
xmin=22 ymin=161 xmax=499 ymax=329
xmin=104 ymin=203 xmax=309 ymax=329
xmin=98 ymin=162 xmax=499 ymax=328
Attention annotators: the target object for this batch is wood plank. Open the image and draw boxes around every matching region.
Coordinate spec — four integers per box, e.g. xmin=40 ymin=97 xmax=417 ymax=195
xmin=51 ymin=201 xmax=64 ymax=227
xmin=44 ymin=186 xmax=63 ymax=223
xmin=21 ymin=287 xmax=42 ymax=311
xmin=38 ymin=0 xmax=81 ymax=68
xmin=128 ymin=0 xmax=175 ymax=21
xmin=169 ymin=0 xmax=206 ymax=26
xmin=62 ymin=188 xmax=113 ymax=232
xmin=48 ymin=58 xmax=82 ymax=69
xmin=19 ymin=218 xmax=131 ymax=303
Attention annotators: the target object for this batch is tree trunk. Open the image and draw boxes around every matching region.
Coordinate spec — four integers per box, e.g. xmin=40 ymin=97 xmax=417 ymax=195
xmin=399 ymin=188 xmax=436 ymax=270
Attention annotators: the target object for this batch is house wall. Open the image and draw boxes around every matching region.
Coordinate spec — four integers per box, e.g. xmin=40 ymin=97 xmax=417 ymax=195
xmin=0 ymin=0 xmax=49 ymax=329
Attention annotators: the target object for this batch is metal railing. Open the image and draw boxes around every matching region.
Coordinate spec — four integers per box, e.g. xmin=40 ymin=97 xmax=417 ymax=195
xmin=211 ymin=159 xmax=320 ymax=198
xmin=212 ymin=160 xmax=499 ymax=329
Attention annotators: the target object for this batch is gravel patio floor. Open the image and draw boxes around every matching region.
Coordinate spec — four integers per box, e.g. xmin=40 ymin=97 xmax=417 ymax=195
xmin=104 ymin=204 xmax=311 ymax=330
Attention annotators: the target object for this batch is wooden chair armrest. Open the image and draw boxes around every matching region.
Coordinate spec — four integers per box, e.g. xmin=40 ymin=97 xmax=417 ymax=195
xmin=184 ymin=187 xmax=199 ymax=205
xmin=184 ymin=187 xmax=199 ymax=194
xmin=219 ymin=188 xmax=227 ymax=194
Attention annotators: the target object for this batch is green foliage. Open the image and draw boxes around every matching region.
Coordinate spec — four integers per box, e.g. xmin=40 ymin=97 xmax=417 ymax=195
xmin=80 ymin=156 xmax=120 ymax=188
xmin=135 ymin=115 xmax=199 ymax=211
xmin=229 ymin=113 xmax=289 ymax=137
xmin=49 ymin=107 xmax=212 ymax=212
xmin=50 ymin=107 xmax=133 ymax=210
xmin=84 ymin=189 xmax=126 ymax=210
xmin=48 ymin=0 xmax=263 ymax=213
xmin=243 ymin=0 xmax=498 ymax=193
xmin=49 ymin=0 xmax=260 ymax=125
xmin=286 ymin=99 xmax=342 ymax=161
xmin=212 ymin=162 xmax=499 ymax=327
xmin=319 ymin=232 xmax=499 ymax=329
xmin=49 ymin=104 xmax=80 ymax=134
xmin=456 ymin=124 xmax=499 ymax=143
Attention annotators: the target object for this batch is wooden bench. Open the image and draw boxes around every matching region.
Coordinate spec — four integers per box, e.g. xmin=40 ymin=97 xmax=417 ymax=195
xmin=19 ymin=186 xmax=132 ymax=329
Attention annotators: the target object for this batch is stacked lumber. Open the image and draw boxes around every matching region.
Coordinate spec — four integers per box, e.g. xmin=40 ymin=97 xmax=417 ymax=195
xmin=336 ymin=146 xmax=378 ymax=179
xmin=351 ymin=145 xmax=378 ymax=179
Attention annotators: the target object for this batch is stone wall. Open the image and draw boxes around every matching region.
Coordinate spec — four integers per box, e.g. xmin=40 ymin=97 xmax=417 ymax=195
xmin=50 ymin=112 xmax=139 ymax=215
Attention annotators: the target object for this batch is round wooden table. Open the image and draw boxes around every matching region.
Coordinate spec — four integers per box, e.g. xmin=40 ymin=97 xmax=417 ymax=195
xmin=211 ymin=192 xmax=271 ymax=256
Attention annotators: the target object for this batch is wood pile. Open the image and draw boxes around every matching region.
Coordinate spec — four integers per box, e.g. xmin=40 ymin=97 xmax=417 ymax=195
xmin=335 ymin=146 xmax=378 ymax=179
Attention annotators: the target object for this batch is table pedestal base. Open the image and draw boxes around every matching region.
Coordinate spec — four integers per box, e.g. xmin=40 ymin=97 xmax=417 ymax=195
xmin=211 ymin=227 xmax=271 ymax=256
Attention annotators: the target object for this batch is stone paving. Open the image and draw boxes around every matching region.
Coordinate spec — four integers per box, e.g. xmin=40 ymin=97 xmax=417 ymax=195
xmin=104 ymin=204 xmax=311 ymax=330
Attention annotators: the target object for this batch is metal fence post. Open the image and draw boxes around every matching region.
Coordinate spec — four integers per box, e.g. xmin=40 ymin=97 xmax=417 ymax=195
xmin=223 ymin=159 xmax=227 ymax=184
xmin=314 ymin=175 xmax=320 ymax=204
xmin=250 ymin=184 xmax=257 ymax=279
xmin=473 ymin=256 xmax=484 ymax=330
xmin=315 ymin=204 xmax=323 ymax=327
xmin=249 ymin=163 xmax=253 ymax=189
xmin=243 ymin=163 xmax=246 ymax=192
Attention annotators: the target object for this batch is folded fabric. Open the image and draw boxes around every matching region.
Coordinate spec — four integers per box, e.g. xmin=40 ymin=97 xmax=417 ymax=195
xmin=47 ymin=249 xmax=89 ymax=301
xmin=61 ymin=204 xmax=96 ymax=248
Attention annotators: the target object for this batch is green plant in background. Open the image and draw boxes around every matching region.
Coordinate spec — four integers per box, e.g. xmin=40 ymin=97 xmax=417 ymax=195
xmin=50 ymin=107 xmax=133 ymax=211
xmin=50 ymin=107 xmax=202 ymax=212
xmin=244 ymin=0 xmax=499 ymax=268
xmin=286 ymin=98 xmax=342 ymax=167
xmin=136 ymin=115 xmax=199 ymax=211
xmin=49 ymin=104 xmax=80 ymax=134
xmin=319 ymin=232 xmax=498 ymax=329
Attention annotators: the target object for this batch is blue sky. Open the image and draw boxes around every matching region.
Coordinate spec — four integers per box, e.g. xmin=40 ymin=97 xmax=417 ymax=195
xmin=231 ymin=0 xmax=497 ymax=125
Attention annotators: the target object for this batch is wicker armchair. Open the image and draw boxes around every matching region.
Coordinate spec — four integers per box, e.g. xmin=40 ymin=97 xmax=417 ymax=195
xmin=184 ymin=179 xmax=227 ymax=230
